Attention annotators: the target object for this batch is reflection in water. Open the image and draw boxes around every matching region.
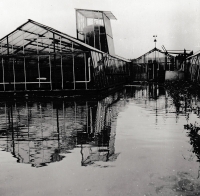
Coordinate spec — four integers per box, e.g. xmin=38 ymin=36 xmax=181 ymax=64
xmin=165 ymin=82 xmax=200 ymax=119
xmin=2 ymin=84 xmax=200 ymax=195
xmin=127 ymin=84 xmax=200 ymax=172
xmin=184 ymin=124 xmax=200 ymax=161
xmin=165 ymin=82 xmax=200 ymax=177
xmin=1 ymin=83 xmax=200 ymax=170
xmin=184 ymin=123 xmax=200 ymax=178
xmin=0 ymin=93 xmax=125 ymax=168
xmin=79 ymin=96 xmax=123 ymax=166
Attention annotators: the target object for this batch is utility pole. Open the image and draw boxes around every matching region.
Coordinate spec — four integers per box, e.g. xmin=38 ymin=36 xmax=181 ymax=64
xmin=153 ymin=35 xmax=157 ymax=61
xmin=153 ymin=35 xmax=157 ymax=80
xmin=153 ymin=35 xmax=157 ymax=48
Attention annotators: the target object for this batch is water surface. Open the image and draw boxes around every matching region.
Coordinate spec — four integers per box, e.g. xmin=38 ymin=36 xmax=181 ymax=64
xmin=0 ymin=84 xmax=200 ymax=196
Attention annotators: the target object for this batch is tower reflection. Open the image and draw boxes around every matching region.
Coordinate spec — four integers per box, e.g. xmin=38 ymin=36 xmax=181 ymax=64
xmin=78 ymin=96 xmax=122 ymax=166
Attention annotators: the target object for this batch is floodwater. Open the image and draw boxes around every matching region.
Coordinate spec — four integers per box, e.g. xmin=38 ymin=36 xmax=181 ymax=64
xmin=0 ymin=84 xmax=200 ymax=196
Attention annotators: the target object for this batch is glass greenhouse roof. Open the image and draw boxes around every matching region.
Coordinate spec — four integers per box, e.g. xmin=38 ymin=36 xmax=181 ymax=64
xmin=135 ymin=47 xmax=174 ymax=61
xmin=0 ymin=19 xmax=131 ymax=62
xmin=76 ymin=9 xmax=117 ymax=20
xmin=0 ymin=19 xmax=105 ymax=57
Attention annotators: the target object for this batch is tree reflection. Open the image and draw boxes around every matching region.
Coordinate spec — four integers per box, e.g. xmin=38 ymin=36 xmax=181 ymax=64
xmin=165 ymin=81 xmax=200 ymax=118
xmin=184 ymin=123 xmax=200 ymax=177
xmin=164 ymin=82 xmax=200 ymax=169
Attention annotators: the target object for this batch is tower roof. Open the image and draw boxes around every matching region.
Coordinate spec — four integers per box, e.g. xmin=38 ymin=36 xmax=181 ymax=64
xmin=75 ymin=9 xmax=117 ymax=20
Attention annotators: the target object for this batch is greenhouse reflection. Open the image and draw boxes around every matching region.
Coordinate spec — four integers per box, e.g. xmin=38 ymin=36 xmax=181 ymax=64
xmin=126 ymin=83 xmax=200 ymax=119
xmin=0 ymin=93 xmax=125 ymax=168
xmin=1 ymin=85 xmax=200 ymax=168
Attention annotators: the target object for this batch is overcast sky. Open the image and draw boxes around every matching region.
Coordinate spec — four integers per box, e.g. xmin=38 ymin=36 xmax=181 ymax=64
xmin=0 ymin=0 xmax=200 ymax=59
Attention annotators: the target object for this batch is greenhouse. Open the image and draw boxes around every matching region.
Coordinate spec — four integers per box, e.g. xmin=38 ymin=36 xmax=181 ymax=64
xmin=0 ymin=9 xmax=130 ymax=95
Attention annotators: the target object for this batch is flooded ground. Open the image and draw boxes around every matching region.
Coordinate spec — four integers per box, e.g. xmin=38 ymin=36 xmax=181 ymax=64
xmin=0 ymin=84 xmax=200 ymax=196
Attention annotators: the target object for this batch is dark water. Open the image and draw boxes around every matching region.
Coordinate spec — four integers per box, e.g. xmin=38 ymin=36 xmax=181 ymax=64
xmin=0 ymin=84 xmax=200 ymax=196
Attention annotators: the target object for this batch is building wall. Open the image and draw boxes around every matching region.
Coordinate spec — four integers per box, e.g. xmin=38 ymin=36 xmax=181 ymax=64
xmin=0 ymin=52 xmax=130 ymax=91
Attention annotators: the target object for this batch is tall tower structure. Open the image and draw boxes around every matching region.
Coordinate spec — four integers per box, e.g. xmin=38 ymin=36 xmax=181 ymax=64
xmin=75 ymin=9 xmax=116 ymax=56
